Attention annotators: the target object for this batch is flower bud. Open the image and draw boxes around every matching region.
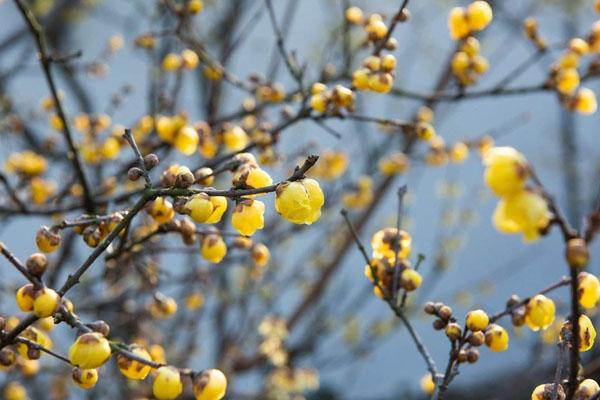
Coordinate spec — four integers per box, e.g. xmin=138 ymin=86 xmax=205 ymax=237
xmin=566 ymin=238 xmax=589 ymax=268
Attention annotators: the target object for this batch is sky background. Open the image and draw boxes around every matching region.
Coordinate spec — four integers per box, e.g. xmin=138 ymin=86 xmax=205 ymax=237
xmin=1 ymin=0 xmax=600 ymax=398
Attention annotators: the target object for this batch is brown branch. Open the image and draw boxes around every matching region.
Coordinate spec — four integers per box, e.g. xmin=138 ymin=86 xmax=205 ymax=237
xmin=122 ymin=128 xmax=153 ymax=188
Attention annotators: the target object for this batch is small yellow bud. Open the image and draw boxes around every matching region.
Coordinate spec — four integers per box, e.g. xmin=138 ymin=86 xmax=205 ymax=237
xmin=484 ymin=323 xmax=509 ymax=352
xmin=578 ymin=272 xmax=600 ymax=309
xmin=117 ymin=345 xmax=152 ymax=380
xmin=153 ymin=366 xmax=183 ymax=400
xmin=162 ymin=53 xmax=182 ymax=71
xmin=72 ymin=367 xmax=99 ymax=389
xmin=466 ymin=309 xmax=489 ymax=332
xmin=192 ymin=369 xmax=228 ymax=400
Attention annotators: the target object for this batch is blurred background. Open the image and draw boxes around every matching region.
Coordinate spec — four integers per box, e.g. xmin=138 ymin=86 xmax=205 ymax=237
xmin=1 ymin=0 xmax=600 ymax=399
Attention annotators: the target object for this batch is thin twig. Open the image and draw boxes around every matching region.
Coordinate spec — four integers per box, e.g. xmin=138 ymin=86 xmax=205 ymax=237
xmin=122 ymin=128 xmax=152 ymax=188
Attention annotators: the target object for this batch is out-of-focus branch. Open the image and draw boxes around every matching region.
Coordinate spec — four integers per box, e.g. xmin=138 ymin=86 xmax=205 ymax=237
xmin=13 ymin=0 xmax=95 ymax=214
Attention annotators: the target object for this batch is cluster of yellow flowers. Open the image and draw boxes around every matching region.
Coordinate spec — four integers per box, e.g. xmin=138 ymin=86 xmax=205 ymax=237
xmin=546 ymin=23 xmax=599 ymax=115
xmin=258 ymin=316 xmax=289 ymax=367
xmin=448 ymin=1 xmax=493 ymax=40
xmin=483 ymin=146 xmax=550 ymax=242
xmin=364 ymin=228 xmax=422 ymax=299
xmin=352 ymin=54 xmax=397 ymax=94
xmin=424 ymin=303 xmax=509 ymax=376
xmin=4 ymin=150 xmax=56 ymax=205
xmin=451 ymin=37 xmax=489 ymax=86
xmin=309 ymin=83 xmax=355 ymax=113
xmin=73 ymin=114 xmax=123 ymax=165
xmin=144 ymin=154 xmax=324 ymax=239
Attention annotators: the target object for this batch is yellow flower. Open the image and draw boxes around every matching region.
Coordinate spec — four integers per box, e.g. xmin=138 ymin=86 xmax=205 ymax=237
xmin=162 ymin=53 xmax=182 ymax=71
xmin=368 ymin=72 xmax=393 ymax=93
xmin=578 ymin=272 xmax=600 ymax=309
xmin=232 ymin=199 xmax=265 ymax=236
xmin=188 ymin=0 xmax=204 ymax=14
xmin=556 ymin=68 xmax=580 ymax=94
xmin=149 ymin=197 xmax=175 ymax=224
xmin=16 ymin=327 xmax=50 ymax=359
xmin=310 ymin=151 xmax=348 ymax=180
xmin=378 ymin=153 xmax=409 ymax=176
xmin=185 ymin=292 xmax=205 ymax=310
xmin=174 ymin=126 xmax=199 ymax=155
xmin=192 ymin=369 xmax=227 ymax=400
xmin=35 ymin=226 xmax=61 ymax=253
xmin=274 ymin=179 xmax=325 ymax=225
xmin=153 ymin=366 xmax=183 ymax=400
xmin=492 ymin=189 xmax=550 ymax=242
xmin=222 ymin=125 xmax=248 ymax=151
xmin=575 ymin=88 xmax=597 ymax=115
xmin=33 ymin=288 xmax=60 ymax=318
xmin=181 ymin=49 xmax=199 ymax=69
xmin=234 ymin=167 xmax=273 ymax=190
xmin=16 ymin=284 xmax=35 ymax=312
xmin=205 ymin=196 xmax=228 ymax=224
xmin=448 ymin=7 xmax=469 ymax=40
xmin=352 ymin=68 xmax=370 ymax=90
xmin=575 ymin=379 xmax=600 ymax=399
xmin=117 ymin=345 xmax=152 ymax=380
xmin=450 ymin=142 xmax=469 ymax=163
xmin=203 ymin=65 xmax=224 ymax=80
xmin=483 ymin=146 xmax=529 ymax=196
xmin=310 ymin=93 xmax=328 ymax=113
xmin=200 ymin=234 xmax=227 ymax=264
xmin=466 ymin=1 xmax=493 ymax=31
xmin=484 ymin=324 xmax=509 ymax=352
xmin=3 ymin=382 xmax=26 ymax=400
xmin=68 ymin=332 xmax=112 ymax=369
xmin=186 ymin=193 xmax=214 ymax=223
xmin=5 ymin=151 xmax=47 ymax=176
xmin=420 ymin=373 xmax=435 ymax=394
xmin=72 ymin=367 xmax=98 ymax=389
xmin=577 ymin=314 xmax=596 ymax=352
xmin=525 ymin=294 xmax=555 ymax=331
xmin=251 ymin=243 xmax=270 ymax=267
xmin=370 ymin=228 xmax=411 ymax=261
xmin=149 ymin=294 xmax=178 ymax=319
xmin=345 ymin=6 xmax=363 ymax=24
xmin=466 ymin=309 xmax=489 ymax=332
xmin=101 ymin=137 xmax=121 ymax=160
xmin=400 ymin=269 xmax=422 ymax=291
